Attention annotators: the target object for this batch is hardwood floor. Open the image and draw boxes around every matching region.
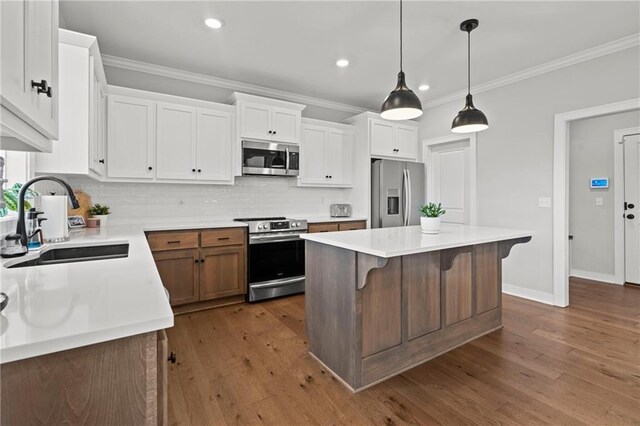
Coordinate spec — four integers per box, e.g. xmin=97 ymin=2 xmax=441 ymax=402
xmin=166 ymin=278 xmax=640 ymax=425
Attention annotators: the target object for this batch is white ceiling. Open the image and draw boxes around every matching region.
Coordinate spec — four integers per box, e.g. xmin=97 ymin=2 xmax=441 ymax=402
xmin=60 ymin=1 xmax=640 ymax=111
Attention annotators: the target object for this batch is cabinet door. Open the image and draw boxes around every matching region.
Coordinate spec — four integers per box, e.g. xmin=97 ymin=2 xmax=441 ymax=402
xmin=396 ymin=124 xmax=418 ymax=160
xmin=97 ymin=84 xmax=107 ymax=175
xmin=326 ymin=129 xmax=353 ymax=185
xmin=369 ymin=119 xmax=395 ymax=158
xmin=200 ymin=245 xmax=247 ymax=300
xmin=300 ymin=125 xmax=328 ymax=184
xmin=271 ymin=106 xmax=300 ymax=143
xmin=196 ymin=108 xmax=232 ymax=182
xmin=89 ymin=59 xmax=101 ymax=175
xmin=1 ymin=0 xmax=59 ymax=140
xmin=156 ymin=102 xmax=196 ymax=180
xmin=153 ymin=249 xmax=200 ymax=306
xmin=107 ymin=95 xmax=155 ymax=179
xmin=443 ymin=249 xmax=473 ymax=326
xmin=240 ymin=102 xmax=271 ymax=140
xmin=27 ymin=0 xmax=58 ymax=139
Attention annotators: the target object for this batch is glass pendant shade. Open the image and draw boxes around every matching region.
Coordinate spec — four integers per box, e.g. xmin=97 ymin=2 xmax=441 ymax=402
xmin=380 ymin=71 xmax=423 ymax=120
xmin=451 ymin=94 xmax=488 ymax=133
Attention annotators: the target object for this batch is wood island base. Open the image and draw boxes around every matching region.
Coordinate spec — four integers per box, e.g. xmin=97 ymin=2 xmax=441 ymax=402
xmin=304 ymin=237 xmax=530 ymax=392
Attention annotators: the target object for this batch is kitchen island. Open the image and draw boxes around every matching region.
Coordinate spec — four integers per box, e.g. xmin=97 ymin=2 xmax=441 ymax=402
xmin=301 ymin=224 xmax=532 ymax=392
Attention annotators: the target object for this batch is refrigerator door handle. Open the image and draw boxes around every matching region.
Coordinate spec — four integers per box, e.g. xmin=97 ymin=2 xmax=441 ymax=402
xmin=403 ymin=169 xmax=410 ymax=226
xmin=406 ymin=168 xmax=412 ymax=226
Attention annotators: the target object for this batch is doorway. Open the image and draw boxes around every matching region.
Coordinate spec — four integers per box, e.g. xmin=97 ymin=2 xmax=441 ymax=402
xmin=622 ymin=133 xmax=640 ymax=284
xmin=422 ymin=134 xmax=477 ymax=225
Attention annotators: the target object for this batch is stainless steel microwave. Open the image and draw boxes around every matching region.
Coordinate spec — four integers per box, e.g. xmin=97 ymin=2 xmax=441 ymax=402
xmin=242 ymin=140 xmax=300 ymax=176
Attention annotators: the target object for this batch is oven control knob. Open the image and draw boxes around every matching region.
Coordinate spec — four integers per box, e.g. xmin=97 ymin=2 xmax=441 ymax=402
xmin=291 ymin=222 xmax=297 ymax=228
xmin=296 ymin=222 xmax=301 ymax=227
xmin=257 ymin=224 xmax=263 ymax=230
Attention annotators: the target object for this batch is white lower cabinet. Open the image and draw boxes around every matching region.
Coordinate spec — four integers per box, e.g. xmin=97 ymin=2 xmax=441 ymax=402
xmin=107 ymin=95 xmax=156 ymax=179
xmin=299 ymin=122 xmax=354 ymax=187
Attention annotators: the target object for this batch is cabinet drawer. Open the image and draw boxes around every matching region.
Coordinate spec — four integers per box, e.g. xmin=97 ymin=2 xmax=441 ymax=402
xmin=201 ymin=228 xmax=246 ymax=247
xmin=308 ymin=223 xmax=340 ymax=233
xmin=147 ymin=231 xmax=199 ymax=252
xmin=338 ymin=221 xmax=367 ymax=231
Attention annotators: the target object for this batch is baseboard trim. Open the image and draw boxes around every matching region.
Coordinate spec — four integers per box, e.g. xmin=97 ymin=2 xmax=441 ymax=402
xmin=502 ymin=283 xmax=555 ymax=306
xmin=570 ymin=269 xmax=622 ymax=285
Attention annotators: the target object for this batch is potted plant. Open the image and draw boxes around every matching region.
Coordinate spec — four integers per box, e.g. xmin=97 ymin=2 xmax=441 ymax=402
xmin=419 ymin=203 xmax=446 ymax=234
xmin=88 ymin=203 xmax=111 ymax=228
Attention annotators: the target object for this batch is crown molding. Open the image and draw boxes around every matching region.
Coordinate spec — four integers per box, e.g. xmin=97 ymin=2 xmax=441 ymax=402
xmin=423 ymin=32 xmax=640 ymax=109
xmin=101 ymin=54 xmax=367 ymax=115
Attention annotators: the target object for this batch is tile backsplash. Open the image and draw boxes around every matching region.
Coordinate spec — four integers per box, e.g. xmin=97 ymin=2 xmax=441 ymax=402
xmin=44 ymin=176 xmax=353 ymax=226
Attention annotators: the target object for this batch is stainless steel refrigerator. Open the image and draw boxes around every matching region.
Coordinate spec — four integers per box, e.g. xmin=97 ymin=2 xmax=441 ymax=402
xmin=371 ymin=159 xmax=425 ymax=228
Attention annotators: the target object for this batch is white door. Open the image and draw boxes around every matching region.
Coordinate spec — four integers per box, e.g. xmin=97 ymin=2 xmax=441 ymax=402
xmin=107 ymin=95 xmax=155 ymax=179
xmin=370 ymin=119 xmax=395 ymax=157
xmin=396 ymin=124 xmax=418 ymax=160
xmin=240 ymin=102 xmax=271 ymax=140
xmin=624 ymin=135 xmax=640 ymax=284
xmin=271 ymin=107 xmax=300 ymax=143
xmin=428 ymin=141 xmax=470 ymax=224
xmin=300 ymin=125 xmax=328 ymax=184
xmin=196 ymin=108 xmax=232 ymax=182
xmin=326 ymin=129 xmax=352 ymax=185
xmin=156 ymin=103 xmax=196 ymax=180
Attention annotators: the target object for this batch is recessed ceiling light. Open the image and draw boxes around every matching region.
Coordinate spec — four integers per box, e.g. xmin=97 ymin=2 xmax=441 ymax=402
xmin=418 ymin=84 xmax=430 ymax=91
xmin=336 ymin=59 xmax=349 ymax=68
xmin=204 ymin=18 xmax=224 ymax=29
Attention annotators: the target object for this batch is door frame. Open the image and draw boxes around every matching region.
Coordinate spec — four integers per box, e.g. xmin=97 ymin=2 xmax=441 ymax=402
xmin=614 ymin=127 xmax=640 ymax=285
xmin=422 ymin=133 xmax=477 ymax=225
xmin=553 ymin=98 xmax=640 ymax=307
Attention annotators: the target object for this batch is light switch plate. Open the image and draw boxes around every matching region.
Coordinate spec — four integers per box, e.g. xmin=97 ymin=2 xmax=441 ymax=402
xmin=538 ymin=197 xmax=552 ymax=208
xmin=595 ymin=197 xmax=604 ymax=206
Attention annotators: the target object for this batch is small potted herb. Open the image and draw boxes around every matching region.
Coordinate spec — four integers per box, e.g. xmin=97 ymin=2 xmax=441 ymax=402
xmin=88 ymin=203 xmax=111 ymax=228
xmin=419 ymin=203 xmax=446 ymax=234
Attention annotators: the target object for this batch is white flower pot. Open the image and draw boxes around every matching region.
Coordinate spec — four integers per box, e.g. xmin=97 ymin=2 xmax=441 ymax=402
xmin=421 ymin=216 xmax=441 ymax=234
xmin=93 ymin=214 xmax=109 ymax=228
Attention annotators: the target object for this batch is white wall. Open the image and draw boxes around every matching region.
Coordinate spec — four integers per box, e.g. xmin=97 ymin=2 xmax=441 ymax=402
xmin=419 ymin=47 xmax=640 ymax=301
xmin=569 ymin=111 xmax=640 ymax=281
xmin=52 ymin=176 xmax=352 ymax=226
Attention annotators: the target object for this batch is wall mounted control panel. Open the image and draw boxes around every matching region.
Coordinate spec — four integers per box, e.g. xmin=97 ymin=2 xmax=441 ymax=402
xmin=590 ymin=177 xmax=609 ymax=189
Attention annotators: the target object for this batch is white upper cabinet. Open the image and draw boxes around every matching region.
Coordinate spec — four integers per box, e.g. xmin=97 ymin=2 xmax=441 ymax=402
xmin=230 ymin=93 xmax=304 ymax=144
xmin=298 ymin=120 xmax=354 ymax=187
xmin=196 ymin=108 xmax=233 ymax=182
xmin=0 ymin=0 xmax=59 ymax=152
xmin=156 ymin=103 xmax=197 ymax=180
xmin=369 ymin=117 xmax=419 ymax=161
xmin=107 ymin=95 xmax=156 ymax=179
xmin=34 ymin=30 xmax=106 ymax=177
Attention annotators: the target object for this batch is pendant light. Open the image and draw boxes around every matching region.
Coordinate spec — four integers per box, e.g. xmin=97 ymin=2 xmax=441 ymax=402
xmin=451 ymin=19 xmax=488 ymax=133
xmin=380 ymin=0 xmax=422 ymax=121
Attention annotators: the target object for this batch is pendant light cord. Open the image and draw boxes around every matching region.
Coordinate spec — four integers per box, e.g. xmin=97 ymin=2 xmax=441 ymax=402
xmin=400 ymin=0 xmax=403 ymax=72
xmin=467 ymin=30 xmax=471 ymax=95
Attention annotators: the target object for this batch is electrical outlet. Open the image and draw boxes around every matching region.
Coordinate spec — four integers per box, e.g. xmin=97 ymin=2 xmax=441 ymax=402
xmin=538 ymin=197 xmax=552 ymax=208
xmin=595 ymin=197 xmax=604 ymax=206
xmin=177 ymin=199 xmax=185 ymax=208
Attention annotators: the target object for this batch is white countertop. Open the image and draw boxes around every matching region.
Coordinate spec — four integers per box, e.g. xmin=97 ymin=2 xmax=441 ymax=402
xmin=301 ymin=224 xmax=533 ymax=258
xmin=305 ymin=216 xmax=368 ymax=224
xmin=0 ymin=220 xmax=248 ymax=364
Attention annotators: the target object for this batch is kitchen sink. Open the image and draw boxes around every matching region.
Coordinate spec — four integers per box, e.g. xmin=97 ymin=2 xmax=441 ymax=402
xmin=7 ymin=243 xmax=129 ymax=268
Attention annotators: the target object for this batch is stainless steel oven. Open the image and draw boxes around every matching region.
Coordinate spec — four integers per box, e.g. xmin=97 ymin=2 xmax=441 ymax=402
xmin=241 ymin=140 xmax=300 ymax=176
xmin=234 ymin=217 xmax=307 ymax=302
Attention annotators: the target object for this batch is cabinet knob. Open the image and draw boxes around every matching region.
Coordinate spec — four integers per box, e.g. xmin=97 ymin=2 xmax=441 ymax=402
xmin=627 ymin=214 xmax=635 ymax=220
xmin=268 ymin=130 xmax=273 ymax=134
xmin=273 ymin=131 xmax=276 ymax=135
xmin=168 ymin=352 xmax=176 ymax=364
xmin=31 ymin=80 xmax=52 ymax=97
xmin=195 ymin=259 xmax=199 ymax=263
xmin=192 ymin=168 xmax=196 ymax=172
xmin=628 ymin=203 xmax=635 ymax=209
xmin=200 ymin=258 xmax=205 ymax=263
xmin=148 ymin=166 xmax=153 ymax=171
xmin=197 ymin=169 xmax=202 ymax=173
xmin=99 ymin=159 xmax=105 ymax=164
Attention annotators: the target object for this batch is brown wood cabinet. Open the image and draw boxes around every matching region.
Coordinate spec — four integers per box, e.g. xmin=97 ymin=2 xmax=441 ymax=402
xmin=147 ymin=227 xmax=248 ymax=309
xmin=1 ymin=331 xmax=167 ymax=425
xmin=308 ymin=220 xmax=366 ymax=233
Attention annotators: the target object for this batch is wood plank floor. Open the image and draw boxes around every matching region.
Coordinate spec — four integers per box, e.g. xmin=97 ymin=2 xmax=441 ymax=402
xmin=166 ymin=278 xmax=640 ymax=425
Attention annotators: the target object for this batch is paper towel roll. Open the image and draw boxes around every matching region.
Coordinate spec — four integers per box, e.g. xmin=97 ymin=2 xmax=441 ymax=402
xmin=40 ymin=195 xmax=69 ymax=242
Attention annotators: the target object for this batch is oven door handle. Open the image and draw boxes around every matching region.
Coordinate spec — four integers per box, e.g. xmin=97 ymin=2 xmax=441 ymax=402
xmin=285 ymin=147 xmax=289 ymax=175
xmin=251 ymin=277 xmax=305 ymax=289
xmin=249 ymin=233 xmax=305 ymax=244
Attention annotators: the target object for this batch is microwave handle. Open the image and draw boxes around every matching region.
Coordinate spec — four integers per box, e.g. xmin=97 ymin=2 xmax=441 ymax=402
xmin=285 ymin=147 xmax=289 ymax=174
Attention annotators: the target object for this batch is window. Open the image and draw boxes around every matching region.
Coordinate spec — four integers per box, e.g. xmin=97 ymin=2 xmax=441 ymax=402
xmin=1 ymin=150 xmax=31 ymax=221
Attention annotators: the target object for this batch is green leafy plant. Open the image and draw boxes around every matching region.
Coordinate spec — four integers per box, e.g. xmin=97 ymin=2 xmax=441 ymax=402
xmin=419 ymin=202 xmax=446 ymax=218
xmin=3 ymin=183 xmax=38 ymax=212
xmin=88 ymin=203 xmax=110 ymax=216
